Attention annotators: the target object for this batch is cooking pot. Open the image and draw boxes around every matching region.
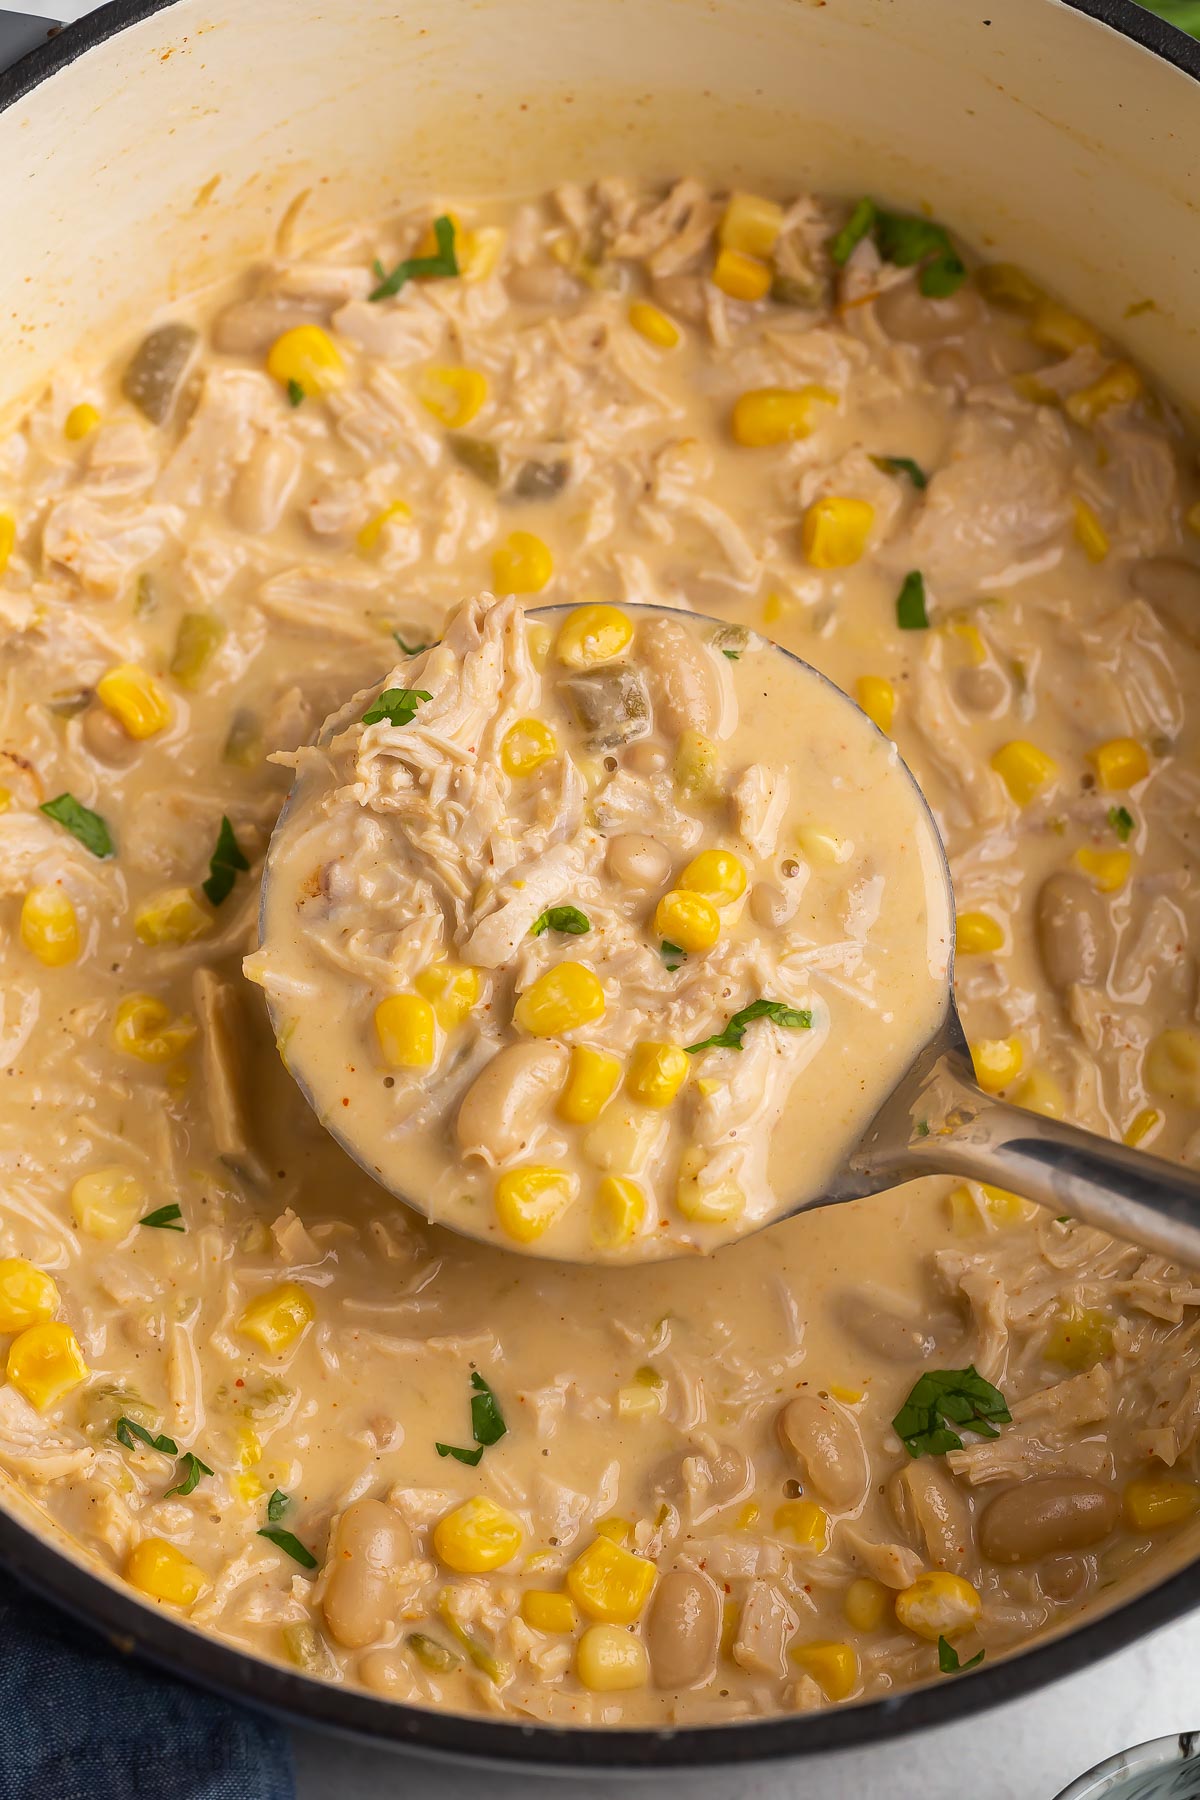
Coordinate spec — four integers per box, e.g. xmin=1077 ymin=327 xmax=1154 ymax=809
xmin=0 ymin=0 xmax=1198 ymax=1770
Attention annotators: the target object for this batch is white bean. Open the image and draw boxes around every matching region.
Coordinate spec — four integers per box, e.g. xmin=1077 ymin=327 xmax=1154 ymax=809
xmin=322 ymin=1499 xmax=412 ymax=1649
xmin=455 ymin=1042 xmax=568 ymax=1163
xmin=606 ymin=833 xmax=671 ymax=891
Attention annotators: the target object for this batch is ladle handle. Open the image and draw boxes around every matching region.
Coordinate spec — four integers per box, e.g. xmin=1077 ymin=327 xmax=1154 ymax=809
xmin=911 ymin=1090 xmax=1200 ymax=1267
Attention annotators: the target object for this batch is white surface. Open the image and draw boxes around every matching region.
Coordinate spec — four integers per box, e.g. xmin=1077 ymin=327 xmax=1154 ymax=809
xmin=291 ymin=1610 xmax=1200 ymax=1800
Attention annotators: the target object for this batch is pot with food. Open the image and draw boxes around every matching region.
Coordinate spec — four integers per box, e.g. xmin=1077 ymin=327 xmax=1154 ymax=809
xmin=1 ymin=0 xmax=1200 ymax=1768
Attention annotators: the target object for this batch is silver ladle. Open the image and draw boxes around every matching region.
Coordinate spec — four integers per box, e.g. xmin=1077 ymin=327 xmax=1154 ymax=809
xmin=259 ymin=604 xmax=1200 ymax=1268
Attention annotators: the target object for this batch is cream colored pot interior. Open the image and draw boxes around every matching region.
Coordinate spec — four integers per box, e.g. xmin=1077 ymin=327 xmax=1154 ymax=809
xmin=0 ymin=0 xmax=1198 ymax=421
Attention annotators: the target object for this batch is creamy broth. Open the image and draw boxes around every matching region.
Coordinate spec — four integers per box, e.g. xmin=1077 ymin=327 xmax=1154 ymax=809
xmin=0 ymin=180 xmax=1198 ymax=1724
xmin=253 ymin=595 xmax=950 ymax=1258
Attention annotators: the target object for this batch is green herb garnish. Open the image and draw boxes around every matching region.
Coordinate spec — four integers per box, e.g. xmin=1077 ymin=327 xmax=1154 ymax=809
xmin=266 ymin=1488 xmax=290 ymax=1523
xmin=529 ymin=905 xmax=591 ymax=938
xmin=437 ymin=1371 xmax=507 ymax=1467
xmin=257 ymin=1527 xmax=318 ymax=1570
xmin=39 ymin=793 xmax=114 ymax=859
xmin=896 ymin=570 xmax=929 ymax=630
xmin=830 ymin=196 xmax=877 ymax=266
xmin=685 ymin=997 xmax=813 ymax=1055
xmin=938 ymin=1636 xmax=986 ymax=1674
xmin=915 ymin=1119 xmax=931 ymax=1138
xmin=286 ymin=378 xmax=305 ymax=408
xmin=829 ymin=199 xmax=965 ymax=296
xmin=392 ymin=634 xmax=428 ymax=656
xmin=893 ymin=1366 xmax=1011 ymax=1458
xmin=369 ymin=214 xmax=459 ymax=303
xmin=362 ymin=687 xmax=432 ymax=728
xmin=116 ymin=1417 xmax=178 ymax=1455
xmin=139 ymin=1203 xmax=184 ymax=1232
xmin=722 ymin=648 xmax=741 ymax=661
xmin=165 ymin=1451 xmax=214 ymax=1498
xmin=1109 ymin=805 xmax=1134 ymax=843
xmin=871 ymin=454 xmax=928 ymax=490
xmin=202 ymin=815 xmax=249 ymax=907
xmin=661 ymin=941 xmax=686 ymax=972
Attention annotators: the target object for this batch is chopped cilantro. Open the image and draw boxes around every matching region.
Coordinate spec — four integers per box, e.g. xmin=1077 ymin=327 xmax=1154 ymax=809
xmin=266 ymin=1488 xmax=290 ymax=1524
xmin=139 ymin=1203 xmax=184 ymax=1232
xmin=116 ymin=1417 xmax=178 ymax=1456
xmin=286 ymin=378 xmax=304 ymax=408
xmin=896 ymin=569 xmax=929 ymax=630
xmin=893 ymin=1366 xmax=1011 ymax=1458
xmin=685 ymin=997 xmax=813 ymax=1055
xmin=661 ymin=941 xmax=686 ymax=972
xmin=202 ymin=814 xmax=249 ymax=907
xmin=829 ymin=200 xmax=965 ymax=296
xmin=362 ymin=687 xmax=432 ymax=728
xmin=369 ymin=215 xmax=458 ymax=303
xmin=392 ymin=634 xmax=428 ymax=656
xmin=1109 ymin=805 xmax=1134 ymax=843
xmin=257 ymin=1527 xmax=318 ymax=1570
xmin=529 ymin=905 xmax=590 ymax=938
xmin=938 ymin=1636 xmax=986 ymax=1674
xmin=39 ymin=793 xmax=114 ymax=859
xmin=722 ymin=648 xmax=741 ymax=661
xmin=871 ymin=454 xmax=928 ymax=490
xmin=436 ymin=1371 xmax=507 ymax=1467
xmin=830 ymin=197 xmax=877 ymax=266
xmin=165 ymin=1451 xmax=214 ymax=1498
xmin=435 ymin=1440 xmax=485 ymax=1467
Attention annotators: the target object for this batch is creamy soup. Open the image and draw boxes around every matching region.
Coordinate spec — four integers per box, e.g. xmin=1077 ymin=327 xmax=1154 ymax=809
xmin=253 ymin=593 xmax=951 ymax=1259
xmin=0 ymin=179 xmax=1199 ymax=1725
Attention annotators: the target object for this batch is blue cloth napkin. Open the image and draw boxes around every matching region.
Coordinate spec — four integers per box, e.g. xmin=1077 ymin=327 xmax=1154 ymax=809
xmin=0 ymin=1586 xmax=295 ymax=1800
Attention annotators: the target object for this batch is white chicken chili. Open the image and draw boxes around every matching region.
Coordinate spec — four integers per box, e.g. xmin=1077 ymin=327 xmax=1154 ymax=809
xmin=0 ymin=178 xmax=1199 ymax=1723
xmin=252 ymin=593 xmax=951 ymax=1258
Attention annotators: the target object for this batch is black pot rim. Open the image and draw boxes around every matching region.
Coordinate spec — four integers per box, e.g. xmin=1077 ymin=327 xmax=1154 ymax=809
xmin=1 ymin=0 xmax=1199 ymax=1771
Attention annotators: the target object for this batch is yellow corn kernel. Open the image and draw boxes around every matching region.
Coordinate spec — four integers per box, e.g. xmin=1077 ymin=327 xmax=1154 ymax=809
xmin=492 ymin=531 xmax=553 ymax=596
xmin=126 ymin=1537 xmax=208 ymax=1607
xmin=460 ymin=225 xmax=505 ymax=282
xmin=673 ymin=729 xmax=722 ymax=802
xmin=236 ymin=1424 xmax=261 ymax=1468
xmin=1065 ymin=362 xmax=1142 ymax=428
xmin=829 ymin=1384 xmax=864 ymax=1405
xmin=71 ymin=1166 xmax=146 ymax=1240
xmin=494 ymin=1166 xmax=578 ymax=1243
xmin=133 ymin=887 xmax=213 ymax=948
xmin=374 ymin=993 xmax=437 ymax=1069
xmin=653 ymin=889 xmax=721 ymax=955
xmin=676 ymin=1146 xmax=745 ymax=1225
xmin=414 ymin=960 xmax=479 ymax=1029
xmin=801 ymin=495 xmax=874 ymax=569
xmin=1072 ymin=847 xmax=1131 ymax=893
xmin=233 ymin=1472 xmax=264 ymax=1504
xmin=844 ymin=1577 xmax=889 ymax=1633
xmin=797 ymin=824 xmax=853 ymax=866
xmin=1145 ymin=1028 xmax=1200 ymax=1108
xmin=559 ymin=1045 xmax=622 ymax=1124
xmin=625 ymin=1042 xmax=689 ymax=1108
xmin=0 ymin=787 xmax=10 ymax=812
xmin=991 ymin=740 xmax=1058 ymax=806
xmin=521 ymin=1590 xmax=578 ymax=1633
xmin=616 ymin=1383 xmax=662 ymax=1419
xmin=895 ymin=1571 xmax=982 ymax=1641
xmin=266 ymin=325 xmax=344 ymax=395
xmin=719 ymin=191 xmax=785 ymax=258
xmin=679 ymin=848 xmax=747 ymax=907
xmin=735 ymin=1501 xmax=761 ymax=1530
xmin=1124 ymin=1475 xmax=1200 ymax=1532
xmin=0 ymin=513 xmax=14 ymax=576
xmin=65 ymin=402 xmax=101 ymax=440
xmin=628 ymin=301 xmax=681 ymax=349
xmin=555 ymin=604 xmax=634 ymax=670
xmin=791 ymin=1639 xmax=859 ymax=1702
xmin=96 ymin=664 xmax=172 ymax=739
xmin=1045 ymin=1305 xmax=1111 ymax=1371
xmin=0 ymin=1259 xmax=58 ymax=1333
xmin=1125 ymin=1106 xmax=1163 ymax=1149
xmin=514 ymin=963 xmax=606 ymax=1036
xmin=236 ymin=1282 xmax=315 ymax=1354
xmin=576 ymin=1622 xmax=649 ymax=1691
xmin=418 ymin=365 xmax=488 ymax=429
xmin=433 ymin=1496 xmax=523 ymax=1573
xmin=1013 ymin=1069 xmax=1067 ymax=1120
xmin=1029 ymin=300 xmax=1101 ymax=355
xmin=855 ymin=675 xmax=895 ymax=735
xmin=112 ymin=994 xmax=195 ymax=1064
xmin=595 ymin=1517 xmax=633 ymax=1544
xmin=730 ymin=385 xmax=836 ymax=448
xmin=356 ymin=499 xmax=411 ymax=556
xmin=774 ymin=1500 xmax=829 ymax=1551
xmin=971 ymin=1036 xmax=1024 ymax=1093
xmin=591 ymin=1176 xmax=647 ymax=1250
xmin=712 ymin=246 xmax=772 ymax=302
xmin=976 ymin=262 xmax=1043 ymax=311
xmin=956 ymin=911 xmax=1004 ymax=956
xmin=20 ymin=885 xmax=80 ymax=968
xmin=567 ymin=1536 xmax=657 ymax=1624
xmin=501 ymin=716 xmax=557 ymax=777
xmin=7 ymin=1321 xmax=88 ymax=1410
xmin=1073 ymin=497 xmax=1109 ymax=562
xmin=1088 ymin=736 xmax=1149 ymax=791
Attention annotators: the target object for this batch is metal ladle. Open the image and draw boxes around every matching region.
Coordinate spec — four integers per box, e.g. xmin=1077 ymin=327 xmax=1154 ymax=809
xmin=259 ymin=605 xmax=1200 ymax=1268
